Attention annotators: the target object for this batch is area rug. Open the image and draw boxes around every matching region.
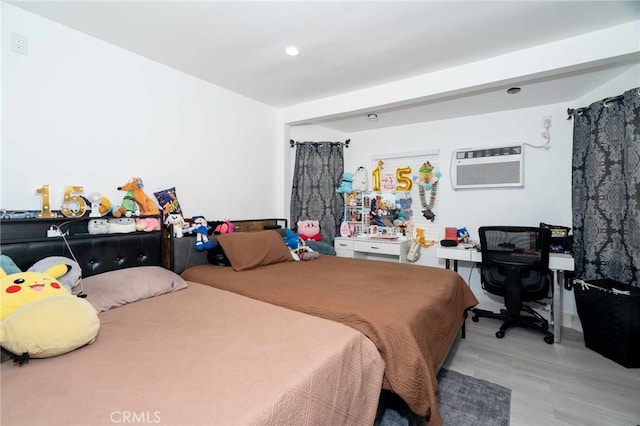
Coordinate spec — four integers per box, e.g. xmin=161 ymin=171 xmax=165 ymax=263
xmin=376 ymin=368 xmax=511 ymax=426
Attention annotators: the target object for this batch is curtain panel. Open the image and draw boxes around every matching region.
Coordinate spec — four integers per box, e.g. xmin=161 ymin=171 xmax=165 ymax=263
xmin=290 ymin=142 xmax=344 ymax=243
xmin=571 ymin=87 xmax=640 ymax=286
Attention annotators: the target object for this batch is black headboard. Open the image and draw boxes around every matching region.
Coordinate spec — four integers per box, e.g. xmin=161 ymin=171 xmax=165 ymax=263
xmin=170 ymin=218 xmax=287 ymax=274
xmin=1 ymin=220 xmax=163 ymax=277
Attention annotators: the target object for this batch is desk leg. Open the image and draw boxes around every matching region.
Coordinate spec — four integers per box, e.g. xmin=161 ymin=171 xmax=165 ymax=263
xmin=552 ymin=269 xmax=563 ymax=343
xmin=444 ymin=259 xmax=458 ymax=272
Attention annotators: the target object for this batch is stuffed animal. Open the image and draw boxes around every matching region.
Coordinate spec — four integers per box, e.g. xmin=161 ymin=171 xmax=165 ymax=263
xmin=0 ymin=266 xmax=100 ymax=363
xmin=297 ymin=220 xmax=322 ymax=241
xmin=284 ymin=228 xmax=300 ymax=249
xmin=116 ymin=177 xmax=160 ymax=217
xmin=336 ymin=172 xmax=354 ymax=194
xmin=186 ymin=216 xmax=213 ymax=251
xmin=415 ymin=228 xmax=434 ymax=248
xmin=352 ymin=167 xmax=369 ymax=192
xmin=108 ymin=218 xmax=137 ymax=234
xmin=214 ymin=218 xmax=234 ymax=234
xmin=1 ymin=264 xmax=70 ymax=319
xmin=135 ymin=217 xmax=161 ymax=232
xmin=112 ymin=190 xmax=137 ymax=218
xmin=88 ymin=218 xmax=110 ymax=235
xmin=457 ymin=227 xmax=470 ymax=243
xmin=292 ymin=245 xmax=320 ymax=261
xmin=283 ymin=229 xmax=319 ymax=261
xmin=164 ymin=213 xmax=185 ymax=238
xmin=27 ymin=257 xmax=82 ymax=293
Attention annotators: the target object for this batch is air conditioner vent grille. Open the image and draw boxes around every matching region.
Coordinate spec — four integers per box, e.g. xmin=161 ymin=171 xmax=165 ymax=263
xmin=452 ymin=144 xmax=524 ymax=189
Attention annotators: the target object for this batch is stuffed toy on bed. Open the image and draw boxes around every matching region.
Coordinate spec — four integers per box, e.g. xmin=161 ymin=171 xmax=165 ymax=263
xmin=0 ymin=266 xmax=100 ymax=364
xmin=297 ymin=220 xmax=322 ymax=241
xmin=283 ymin=228 xmax=319 ymax=261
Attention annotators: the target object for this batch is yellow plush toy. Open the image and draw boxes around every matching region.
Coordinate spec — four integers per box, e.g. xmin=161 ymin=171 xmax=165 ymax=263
xmin=0 ymin=266 xmax=100 ymax=363
xmin=415 ymin=228 xmax=434 ymax=248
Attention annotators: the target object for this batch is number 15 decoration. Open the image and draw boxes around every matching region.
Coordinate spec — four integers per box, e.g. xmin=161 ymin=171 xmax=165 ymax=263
xmin=36 ymin=185 xmax=88 ymax=218
xmin=372 ymin=161 xmax=413 ymax=192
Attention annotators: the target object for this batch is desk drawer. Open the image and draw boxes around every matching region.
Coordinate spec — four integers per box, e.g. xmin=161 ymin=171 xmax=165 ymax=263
xmin=353 ymin=240 xmax=399 ymax=256
xmin=334 ymin=239 xmax=354 ymax=251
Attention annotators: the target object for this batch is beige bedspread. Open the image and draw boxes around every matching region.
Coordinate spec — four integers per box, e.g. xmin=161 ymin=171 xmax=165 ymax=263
xmin=1 ymin=282 xmax=384 ymax=426
xmin=182 ymin=256 xmax=479 ymax=424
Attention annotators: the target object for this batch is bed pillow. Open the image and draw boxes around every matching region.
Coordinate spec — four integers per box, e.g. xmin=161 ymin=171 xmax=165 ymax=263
xmin=82 ymin=266 xmax=188 ymax=312
xmin=217 ymin=230 xmax=294 ymax=271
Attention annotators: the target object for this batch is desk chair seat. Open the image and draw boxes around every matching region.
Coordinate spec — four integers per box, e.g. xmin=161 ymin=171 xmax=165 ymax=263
xmin=471 ymin=226 xmax=555 ymax=344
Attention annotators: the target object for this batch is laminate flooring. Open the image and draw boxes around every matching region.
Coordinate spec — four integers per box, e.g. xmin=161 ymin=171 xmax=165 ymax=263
xmin=442 ymin=318 xmax=640 ymax=426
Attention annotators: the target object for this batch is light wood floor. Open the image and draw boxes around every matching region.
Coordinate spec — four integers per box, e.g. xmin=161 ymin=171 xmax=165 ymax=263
xmin=442 ymin=318 xmax=640 ymax=426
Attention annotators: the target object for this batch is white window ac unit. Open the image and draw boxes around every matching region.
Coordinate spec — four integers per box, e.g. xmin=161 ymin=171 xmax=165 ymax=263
xmin=452 ymin=144 xmax=524 ymax=189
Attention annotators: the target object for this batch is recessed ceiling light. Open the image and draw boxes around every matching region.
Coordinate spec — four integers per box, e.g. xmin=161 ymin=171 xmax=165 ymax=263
xmin=367 ymin=113 xmax=378 ymax=121
xmin=506 ymin=87 xmax=521 ymax=94
xmin=285 ymin=46 xmax=299 ymax=56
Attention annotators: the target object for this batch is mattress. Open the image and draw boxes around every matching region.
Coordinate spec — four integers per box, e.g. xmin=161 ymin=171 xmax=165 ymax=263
xmin=1 ymin=282 xmax=384 ymax=425
xmin=182 ymin=256 xmax=479 ymax=424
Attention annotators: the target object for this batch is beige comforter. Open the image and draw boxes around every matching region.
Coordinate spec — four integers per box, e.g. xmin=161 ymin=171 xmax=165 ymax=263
xmin=182 ymin=256 xmax=479 ymax=424
xmin=1 ymin=282 xmax=384 ymax=426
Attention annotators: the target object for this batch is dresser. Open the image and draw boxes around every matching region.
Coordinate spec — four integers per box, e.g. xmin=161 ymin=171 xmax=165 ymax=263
xmin=334 ymin=237 xmax=411 ymax=263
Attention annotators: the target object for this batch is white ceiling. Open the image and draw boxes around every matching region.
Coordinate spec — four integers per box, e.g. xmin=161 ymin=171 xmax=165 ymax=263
xmin=9 ymin=1 xmax=640 ymax=132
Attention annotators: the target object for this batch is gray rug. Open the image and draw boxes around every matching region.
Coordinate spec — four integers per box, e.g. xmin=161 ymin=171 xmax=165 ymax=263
xmin=376 ymin=368 xmax=511 ymax=425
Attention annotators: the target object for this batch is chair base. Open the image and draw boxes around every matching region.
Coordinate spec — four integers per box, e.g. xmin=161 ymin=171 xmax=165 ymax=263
xmin=471 ymin=305 xmax=555 ymax=344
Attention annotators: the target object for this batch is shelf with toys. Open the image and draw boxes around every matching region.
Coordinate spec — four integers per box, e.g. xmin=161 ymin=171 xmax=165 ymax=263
xmin=341 ymin=192 xmax=371 ymax=237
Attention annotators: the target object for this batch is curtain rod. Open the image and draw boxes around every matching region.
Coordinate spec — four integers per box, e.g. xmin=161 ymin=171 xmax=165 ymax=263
xmin=290 ymin=139 xmax=350 ymax=148
xmin=567 ymin=90 xmax=636 ymax=119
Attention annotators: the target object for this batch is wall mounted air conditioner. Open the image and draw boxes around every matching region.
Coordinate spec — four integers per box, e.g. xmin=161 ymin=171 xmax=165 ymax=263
xmin=451 ymin=144 xmax=524 ymax=189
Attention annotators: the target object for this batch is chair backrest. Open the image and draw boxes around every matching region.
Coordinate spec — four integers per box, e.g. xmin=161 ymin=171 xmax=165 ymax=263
xmin=478 ymin=226 xmax=552 ymax=305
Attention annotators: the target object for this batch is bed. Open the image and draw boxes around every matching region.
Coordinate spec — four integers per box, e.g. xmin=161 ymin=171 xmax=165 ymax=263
xmin=1 ymin=225 xmax=385 ymax=425
xmin=173 ymin=227 xmax=479 ymax=425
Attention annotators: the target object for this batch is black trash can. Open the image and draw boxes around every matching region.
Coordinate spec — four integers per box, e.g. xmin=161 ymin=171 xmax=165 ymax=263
xmin=573 ymin=279 xmax=640 ymax=368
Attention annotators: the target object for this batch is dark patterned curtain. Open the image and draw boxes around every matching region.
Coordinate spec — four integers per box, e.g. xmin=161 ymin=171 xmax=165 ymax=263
xmin=290 ymin=142 xmax=344 ymax=243
xmin=571 ymin=87 xmax=640 ymax=286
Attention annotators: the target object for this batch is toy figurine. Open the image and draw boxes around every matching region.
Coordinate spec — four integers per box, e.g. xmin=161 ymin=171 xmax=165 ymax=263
xmin=186 ymin=216 xmax=213 ymax=251
xmin=164 ymin=213 xmax=186 ymax=238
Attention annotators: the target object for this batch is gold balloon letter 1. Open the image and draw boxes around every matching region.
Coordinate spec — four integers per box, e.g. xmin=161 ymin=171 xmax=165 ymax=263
xmin=372 ymin=160 xmax=384 ymax=191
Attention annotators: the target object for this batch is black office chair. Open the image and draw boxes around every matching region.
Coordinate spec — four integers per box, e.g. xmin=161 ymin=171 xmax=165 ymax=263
xmin=471 ymin=226 xmax=555 ymax=344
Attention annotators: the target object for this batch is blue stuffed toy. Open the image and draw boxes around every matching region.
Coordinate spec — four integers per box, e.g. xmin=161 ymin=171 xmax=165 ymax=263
xmin=284 ymin=228 xmax=300 ymax=249
xmin=336 ymin=172 xmax=354 ymax=194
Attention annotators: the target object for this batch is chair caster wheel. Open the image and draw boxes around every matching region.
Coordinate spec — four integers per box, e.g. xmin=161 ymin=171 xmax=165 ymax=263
xmin=495 ymin=331 xmax=505 ymax=339
xmin=544 ymin=336 xmax=554 ymax=344
xmin=472 ymin=315 xmax=479 ymax=322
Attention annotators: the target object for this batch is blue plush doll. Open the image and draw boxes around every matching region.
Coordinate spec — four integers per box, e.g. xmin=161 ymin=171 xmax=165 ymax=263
xmin=284 ymin=228 xmax=300 ymax=250
xmin=336 ymin=172 xmax=354 ymax=194
xmin=187 ymin=216 xmax=213 ymax=251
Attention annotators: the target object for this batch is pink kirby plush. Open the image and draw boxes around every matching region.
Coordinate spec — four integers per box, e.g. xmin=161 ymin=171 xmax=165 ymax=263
xmin=297 ymin=220 xmax=322 ymax=241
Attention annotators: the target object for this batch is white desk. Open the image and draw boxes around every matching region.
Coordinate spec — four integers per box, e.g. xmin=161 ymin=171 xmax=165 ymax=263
xmin=436 ymin=246 xmax=574 ymax=343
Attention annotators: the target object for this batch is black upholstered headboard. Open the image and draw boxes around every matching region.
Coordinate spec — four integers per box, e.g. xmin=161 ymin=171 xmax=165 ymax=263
xmin=1 ymin=231 xmax=163 ymax=277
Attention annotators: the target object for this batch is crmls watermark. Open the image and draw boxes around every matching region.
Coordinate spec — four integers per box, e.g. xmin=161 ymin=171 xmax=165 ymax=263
xmin=110 ymin=411 xmax=161 ymax=424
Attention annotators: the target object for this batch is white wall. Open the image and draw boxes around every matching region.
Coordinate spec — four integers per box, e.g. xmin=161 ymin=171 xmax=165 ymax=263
xmin=1 ymin=4 xmax=281 ymax=220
